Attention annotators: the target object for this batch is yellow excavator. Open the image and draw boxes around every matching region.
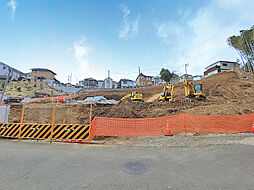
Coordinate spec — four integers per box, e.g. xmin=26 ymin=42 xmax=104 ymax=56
xmin=121 ymin=92 xmax=144 ymax=102
xmin=159 ymin=85 xmax=174 ymax=101
xmin=184 ymin=78 xmax=205 ymax=99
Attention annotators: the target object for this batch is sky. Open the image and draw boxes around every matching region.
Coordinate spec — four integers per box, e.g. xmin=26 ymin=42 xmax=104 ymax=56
xmin=0 ymin=0 xmax=253 ymax=84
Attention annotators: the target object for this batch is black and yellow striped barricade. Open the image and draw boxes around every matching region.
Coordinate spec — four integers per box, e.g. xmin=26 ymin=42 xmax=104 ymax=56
xmin=0 ymin=123 xmax=91 ymax=142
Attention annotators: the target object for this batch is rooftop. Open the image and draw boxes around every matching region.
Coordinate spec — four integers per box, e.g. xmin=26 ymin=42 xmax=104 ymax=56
xmin=205 ymin=61 xmax=239 ymax=70
xmin=31 ymin=68 xmax=57 ymax=75
xmin=0 ymin=62 xmax=26 ymax=75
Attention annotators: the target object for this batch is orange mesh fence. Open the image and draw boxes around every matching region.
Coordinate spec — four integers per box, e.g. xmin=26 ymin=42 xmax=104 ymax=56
xmin=21 ymin=94 xmax=77 ymax=103
xmin=90 ymin=113 xmax=254 ymax=138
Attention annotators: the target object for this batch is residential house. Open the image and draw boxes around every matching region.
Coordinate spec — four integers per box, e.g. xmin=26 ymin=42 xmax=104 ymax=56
xmin=83 ymin=78 xmax=98 ymax=88
xmin=118 ymin=79 xmax=135 ymax=88
xmin=103 ymin=77 xmax=113 ymax=88
xmin=152 ymin=76 xmax=163 ymax=86
xmin=0 ymin=62 xmax=27 ymax=81
xmin=204 ymin=61 xmax=240 ymax=77
xmin=136 ymin=73 xmax=153 ymax=87
xmin=30 ymin=68 xmax=56 ymax=84
xmin=179 ymin=74 xmax=193 ymax=83
xmin=97 ymin=80 xmax=104 ymax=88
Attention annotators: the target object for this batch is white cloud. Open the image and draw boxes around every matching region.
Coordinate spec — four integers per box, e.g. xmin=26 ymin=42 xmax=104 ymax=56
xmin=155 ymin=21 xmax=184 ymax=45
xmin=7 ymin=0 xmax=16 ymax=19
xmin=118 ymin=4 xmax=140 ymax=40
xmin=73 ymin=36 xmax=92 ymax=71
xmin=157 ymin=0 xmax=254 ymax=76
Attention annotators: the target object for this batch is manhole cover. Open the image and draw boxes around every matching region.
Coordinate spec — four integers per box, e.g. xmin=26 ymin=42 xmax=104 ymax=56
xmin=122 ymin=161 xmax=148 ymax=175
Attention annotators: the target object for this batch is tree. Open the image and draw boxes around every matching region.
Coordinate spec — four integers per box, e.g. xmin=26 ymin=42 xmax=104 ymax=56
xmin=160 ymin=68 xmax=173 ymax=84
xmin=227 ymin=26 xmax=254 ymax=72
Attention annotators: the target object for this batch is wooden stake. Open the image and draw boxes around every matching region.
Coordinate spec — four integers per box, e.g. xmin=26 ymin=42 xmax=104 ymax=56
xmin=89 ymin=103 xmax=93 ymax=124
xmin=19 ymin=104 xmax=25 ymax=139
xmin=50 ymin=103 xmax=56 ymax=143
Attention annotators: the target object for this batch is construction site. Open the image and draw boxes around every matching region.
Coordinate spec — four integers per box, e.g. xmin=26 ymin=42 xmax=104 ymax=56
xmin=7 ymin=71 xmax=254 ymax=121
xmin=0 ymin=70 xmax=250 ymax=147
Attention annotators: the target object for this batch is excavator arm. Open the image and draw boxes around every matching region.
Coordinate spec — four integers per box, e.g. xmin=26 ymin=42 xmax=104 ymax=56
xmin=121 ymin=94 xmax=131 ymax=101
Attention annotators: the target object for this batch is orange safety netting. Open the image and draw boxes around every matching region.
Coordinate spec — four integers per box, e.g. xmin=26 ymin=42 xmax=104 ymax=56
xmin=90 ymin=113 xmax=254 ymax=137
xmin=21 ymin=94 xmax=77 ymax=103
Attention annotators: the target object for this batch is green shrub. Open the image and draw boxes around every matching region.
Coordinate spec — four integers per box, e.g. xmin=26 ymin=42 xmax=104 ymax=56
xmin=17 ymin=87 xmax=21 ymax=92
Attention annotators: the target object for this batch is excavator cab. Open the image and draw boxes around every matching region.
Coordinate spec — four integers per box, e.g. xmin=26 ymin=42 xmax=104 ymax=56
xmin=184 ymin=78 xmax=205 ymax=99
xmin=131 ymin=92 xmax=143 ymax=101
xmin=159 ymin=85 xmax=174 ymax=101
xmin=194 ymin=83 xmax=203 ymax=95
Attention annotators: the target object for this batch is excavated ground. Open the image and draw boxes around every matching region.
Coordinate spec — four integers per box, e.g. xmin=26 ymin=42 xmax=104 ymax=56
xmin=8 ymin=71 xmax=254 ymax=125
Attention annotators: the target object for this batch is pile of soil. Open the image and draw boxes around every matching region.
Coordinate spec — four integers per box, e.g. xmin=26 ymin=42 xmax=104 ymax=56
xmin=8 ymin=71 xmax=254 ymax=125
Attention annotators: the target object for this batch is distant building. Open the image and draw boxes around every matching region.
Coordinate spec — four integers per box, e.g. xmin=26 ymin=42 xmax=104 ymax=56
xmin=97 ymin=80 xmax=104 ymax=88
xmin=118 ymin=79 xmax=135 ymax=88
xmin=83 ymin=78 xmax=98 ymax=88
xmin=179 ymin=74 xmax=193 ymax=83
xmin=136 ymin=73 xmax=153 ymax=87
xmin=30 ymin=68 xmax=56 ymax=84
xmin=103 ymin=77 xmax=113 ymax=88
xmin=204 ymin=61 xmax=240 ymax=77
xmin=152 ymin=76 xmax=163 ymax=86
xmin=193 ymin=75 xmax=204 ymax=81
xmin=0 ymin=62 xmax=27 ymax=81
xmin=112 ymin=81 xmax=118 ymax=89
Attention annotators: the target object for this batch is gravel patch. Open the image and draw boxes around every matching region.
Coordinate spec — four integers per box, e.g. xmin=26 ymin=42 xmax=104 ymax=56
xmin=93 ymin=133 xmax=254 ymax=148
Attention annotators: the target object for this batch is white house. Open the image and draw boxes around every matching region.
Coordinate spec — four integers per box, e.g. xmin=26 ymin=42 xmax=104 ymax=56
xmin=204 ymin=61 xmax=240 ymax=77
xmin=0 ymin=62 xmax=27 ymax=81
xmin=103 ymin=77 xmax=113 ymax=88
xmin=193 ymin=75 xmax=204 ymax=81
xmin=118 ymin=79 xmax=135 ymax=88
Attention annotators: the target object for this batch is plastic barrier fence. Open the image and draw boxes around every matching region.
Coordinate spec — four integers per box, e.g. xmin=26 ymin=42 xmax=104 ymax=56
xmin=0 ymin=123 xmax=91 ymax=141
xmin=91 ymin=113 xmax=254 ymax=137
xmin=22 ymin=94 xmax=77 ymax=103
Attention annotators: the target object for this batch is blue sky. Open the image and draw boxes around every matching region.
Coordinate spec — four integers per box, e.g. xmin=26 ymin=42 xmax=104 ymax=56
xmin=0 ymin=0 xmax=253 ymax=83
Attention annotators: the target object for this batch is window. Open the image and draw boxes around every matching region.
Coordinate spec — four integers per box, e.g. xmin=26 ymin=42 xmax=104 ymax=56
xmin=3 ymin=66 xmax=6 ymax=69
xmin=223 ymin=63 xmax=227 ymax=67
xmin=35 ymin=70 xmax=39 ymax=73
xmin=123 ymin=81 xmax=127 ymax=84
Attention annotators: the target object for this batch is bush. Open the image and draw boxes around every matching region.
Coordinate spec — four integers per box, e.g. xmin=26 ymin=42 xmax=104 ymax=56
xmin=34 ymin=84 xmax=37 ymax=87
xmin=18 ymin=77 xmax=24 ymax=81
xmin=17 ymin=87 xmax=21 ymax=92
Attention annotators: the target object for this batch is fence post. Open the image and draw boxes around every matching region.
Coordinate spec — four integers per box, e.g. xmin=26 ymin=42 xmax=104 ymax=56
xmin=89 ymin=103 xmax=93 ymax=125
xmin=19 ymin=104 xmax=25 ymax=139
xmin=50 ymin=103 xmax=56 ymax=143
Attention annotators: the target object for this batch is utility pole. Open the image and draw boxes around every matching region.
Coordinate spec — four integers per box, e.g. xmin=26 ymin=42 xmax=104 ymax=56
xmin=0 ymin=67 xmax=12 ymax=104
xmin=185 ymin=63 xmax=189 ymax=76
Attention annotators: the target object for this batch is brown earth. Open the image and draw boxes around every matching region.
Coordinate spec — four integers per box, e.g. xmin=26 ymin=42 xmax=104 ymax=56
xmin=8 ymin=71 xmax=254 ymax=125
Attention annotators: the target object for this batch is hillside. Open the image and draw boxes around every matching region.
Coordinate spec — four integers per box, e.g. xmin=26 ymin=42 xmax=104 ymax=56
xmin=8 ymin=71 xmax=254 ymax=124
xmin=0 ymin=81 xmax=64 ymax=97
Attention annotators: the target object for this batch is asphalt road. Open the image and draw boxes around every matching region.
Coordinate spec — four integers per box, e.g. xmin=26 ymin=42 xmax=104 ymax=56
xmin=0 ymin=140 xmax=254 ymax=190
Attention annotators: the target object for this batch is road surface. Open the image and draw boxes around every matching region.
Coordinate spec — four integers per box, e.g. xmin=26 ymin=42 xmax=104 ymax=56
xmin=0 ymin=139 xmax=254 ymax=189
